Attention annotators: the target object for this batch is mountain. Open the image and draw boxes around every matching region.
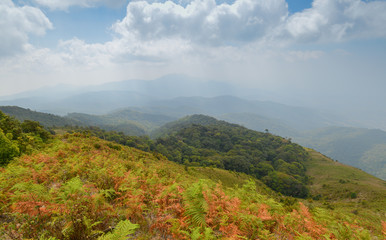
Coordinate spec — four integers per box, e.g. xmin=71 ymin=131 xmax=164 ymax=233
xmin=132 ymin=95 xmax=345 ymax=131
xmin=92 ymin=74 xmax=264 ymax=99
xmin=218 ymin=112 xmax=299 ymax=137
xmin=151 ymin=115 xmax=310 ymax=197
xmin=0 ymin=75 xmax=266 ymax=115
xmin=0 ymin=91 xmax=157 ymax=115
xmin=0 ymin=106 xmax=81 ymax=127
xmin=0 ymin=75 xmax=349 ymax=131
xmin=295 ymin=126 xmax=386 ymax=180
xmin=3 ymin=105 xmax=385 ymax=180
xmin=66 ymin=109 xmax=176 ymax=135
xmin=0 ymin=117 xmax=384 ymax=238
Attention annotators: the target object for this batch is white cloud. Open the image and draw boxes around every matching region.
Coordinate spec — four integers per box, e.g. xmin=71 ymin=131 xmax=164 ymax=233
xmin=113 ymin=0 xmax=288 ymax=45
xmin=0 ymin=0 xmax=52 ymax=57
xmin=111 ymin=0 xmax=386 ymax=47
xmin=33 ymin=0 xmax=128 ymax=10
xmin=285 ymin=0 xmax=386 ymax=42
xmin=2 ymin=0 xmax=386 ymax=97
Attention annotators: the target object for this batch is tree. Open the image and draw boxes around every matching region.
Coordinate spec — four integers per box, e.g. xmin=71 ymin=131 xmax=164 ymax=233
xmin=0 ymin=129 xmax=19 ymax=165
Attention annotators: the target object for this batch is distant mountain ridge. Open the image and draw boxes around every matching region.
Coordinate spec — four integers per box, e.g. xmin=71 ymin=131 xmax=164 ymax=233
xmin=1 ymin=74 xmax=384 ymax=180
xmin=0 ymin=106 xmax=81 ymax=127
xmin=2 ymin=105 xmax=385 ymax=180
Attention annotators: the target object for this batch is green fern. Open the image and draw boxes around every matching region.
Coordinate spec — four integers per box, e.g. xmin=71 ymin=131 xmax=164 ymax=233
xmin=184 ymin=180 xmax=208 ymax=227
xmin=11 ymin=181 xmax=48 ymax=200
xmin=59 ymin=176 xmax=83 ymax=200
xmin=39 ymin=236 xmax=59 ymax=240
xmin=189 ymin=226 xmax=216 ymax=240
xmin=97 ymin=220 xmax=139 ymax=240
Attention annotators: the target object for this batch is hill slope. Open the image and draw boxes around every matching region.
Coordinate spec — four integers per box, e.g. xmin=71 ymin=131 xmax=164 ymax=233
xmin=296 ymin=126 xmax=386 ymax=180
xmin=152 ymin=115 xmax=315 ymax=198
xmin=0 ymin=134 xmax=384 ymax=239
xmin=305 ymin=149 xmax=386 ymax=228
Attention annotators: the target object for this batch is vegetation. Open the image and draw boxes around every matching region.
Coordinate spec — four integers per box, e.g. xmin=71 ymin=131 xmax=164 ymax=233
xmin=152 ymin=115 xmax=310 ymax=198
xmin=60 ymin=115 xmax=310 ymax=198
xmin=0 ymin=110 xmax=51 ymax=165
xmin=1 ymin=133 xmax=384 ymax=239
xmin=304 ymin=149 xmax=386 ymax=231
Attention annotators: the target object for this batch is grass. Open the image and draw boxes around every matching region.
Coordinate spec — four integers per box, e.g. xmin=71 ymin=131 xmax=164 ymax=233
xmin=304 ymin=148 xmax=386 ymax=234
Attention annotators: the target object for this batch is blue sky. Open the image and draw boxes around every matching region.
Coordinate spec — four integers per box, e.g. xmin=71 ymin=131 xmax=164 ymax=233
xmin=1 ymin=0 xmax=386 ymax=120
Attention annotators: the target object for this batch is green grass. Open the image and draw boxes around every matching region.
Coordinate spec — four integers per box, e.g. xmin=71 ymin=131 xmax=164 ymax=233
xmin=304 ymin=148 xmax=386 ymax=234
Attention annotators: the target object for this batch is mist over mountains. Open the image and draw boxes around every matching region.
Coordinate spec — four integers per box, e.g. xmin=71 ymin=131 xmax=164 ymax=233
xmin=0 ymin=74 xmax=348 ymax=127
xmin=1 ymin=74 xmax=385 ymax=180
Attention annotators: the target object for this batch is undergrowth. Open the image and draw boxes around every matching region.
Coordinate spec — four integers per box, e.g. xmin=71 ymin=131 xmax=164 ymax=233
xmin=0 ymin=133 xmax=384 ymax=239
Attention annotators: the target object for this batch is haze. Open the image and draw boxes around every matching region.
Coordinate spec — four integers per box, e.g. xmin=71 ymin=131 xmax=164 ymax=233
xmin=1 ymin=0 xmax=386 ymax=129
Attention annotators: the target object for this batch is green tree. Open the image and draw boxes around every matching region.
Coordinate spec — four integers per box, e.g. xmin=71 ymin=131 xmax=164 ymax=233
xmin=0 ymin=129 xmax=20 ymax=165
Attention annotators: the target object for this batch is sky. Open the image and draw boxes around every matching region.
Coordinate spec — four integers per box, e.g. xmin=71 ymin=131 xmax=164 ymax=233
xmin=1 ymin=0 xmax=386 ymax=118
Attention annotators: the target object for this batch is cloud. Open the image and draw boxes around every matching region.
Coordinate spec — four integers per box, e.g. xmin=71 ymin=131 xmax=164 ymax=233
xmin=111 ymin=0 xmax=386 ymax=47
xmin=113 ymin=0 xmax=288 ymax=45
xmin=0 ymin=0 xmax=52 ymax=57
xmin=285 ymin=0 xmax=386 ymax=42
xmin=33 ymin=0 xmax=128 ymax=10
xmin=2 ymin=0 xmax=386 ymax=96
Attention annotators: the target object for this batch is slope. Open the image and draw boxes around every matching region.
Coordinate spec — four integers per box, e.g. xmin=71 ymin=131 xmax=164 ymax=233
xmin=305 ymin=149 xmax=386 ymax=232
xmin=1 ymin=133 xmax=384 ymax=239
xmin=296 ymin=126 xmax=386 ymax=180
xmin=151 ymin=115 xmax=311 ymax=198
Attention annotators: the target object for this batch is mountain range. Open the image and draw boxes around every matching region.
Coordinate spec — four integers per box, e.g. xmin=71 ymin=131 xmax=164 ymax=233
xmin=0 ymin=75 xmax=385 ymax=180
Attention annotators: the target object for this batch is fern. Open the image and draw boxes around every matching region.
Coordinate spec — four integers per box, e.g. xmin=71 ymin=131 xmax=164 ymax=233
xmin=11 ymin=181 xmax=48 ymax=199
xmin=39 ymin=236 xmax=59 ymax=240
xmin=97 ymin=220 xmax=139 ymax=240
xmin=190 ymin=227 xmax=202 ymax=240
xmin=59 ymin=176 xmax=83 ymax=200
xmin=189 ymin=226 xmax=216 ymax=240
xmin=184 ymin=180 xmax=208 ymax=227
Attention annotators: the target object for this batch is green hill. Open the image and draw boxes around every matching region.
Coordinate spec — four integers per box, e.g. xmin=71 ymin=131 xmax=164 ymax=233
xmin=0 ymin=111 xmax=385 ymax=239
xmin=152 ymin=115 xmax=310 ymax=198
xmin=1 ymin=133 xmax=384 ymax=239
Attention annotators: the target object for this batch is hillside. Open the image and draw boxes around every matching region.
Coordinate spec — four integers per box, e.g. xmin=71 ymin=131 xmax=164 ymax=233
xmin=1 ymin=111 xmax=385 ymax=238
xmin=0 ymin=133 xmax=384 ymax=239
xmin=152 ymin=115 xmax=310 ymax=197
xmin=305 ymin=149 xmax=386 ymax=228
xmin=295 ymin=127 xmax=386 ymax=180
